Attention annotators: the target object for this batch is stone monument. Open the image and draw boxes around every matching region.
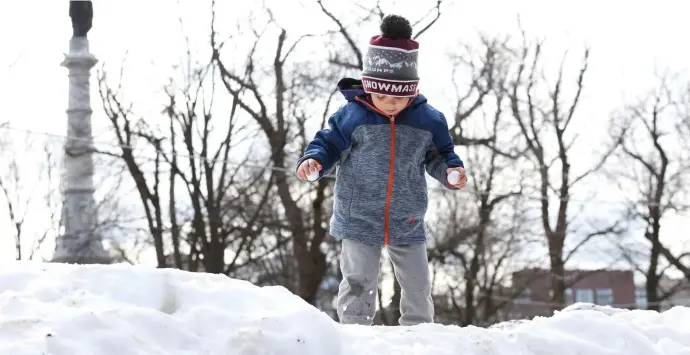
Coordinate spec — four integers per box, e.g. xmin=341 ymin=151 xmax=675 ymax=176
xmin=52 ymin=0 xmax=111 ymax=264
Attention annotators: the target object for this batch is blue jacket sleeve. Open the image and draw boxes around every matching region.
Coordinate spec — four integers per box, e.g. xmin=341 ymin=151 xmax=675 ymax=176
xmin=424 ymin=111 xmax=464 ymax=189
xmin=296 ymin=107 xmax=351 ymax=180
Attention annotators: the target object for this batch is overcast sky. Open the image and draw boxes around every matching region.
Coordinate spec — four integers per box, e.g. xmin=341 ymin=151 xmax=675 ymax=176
xmin=0 ymin=0 xmax=688 ymax=266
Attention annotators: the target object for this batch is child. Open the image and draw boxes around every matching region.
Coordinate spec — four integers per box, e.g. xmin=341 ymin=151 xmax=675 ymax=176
xmin=296 ymin=14 xmax=467 ymax=326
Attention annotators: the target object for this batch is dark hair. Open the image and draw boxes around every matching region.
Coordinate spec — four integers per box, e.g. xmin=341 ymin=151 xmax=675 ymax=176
xmin=380 ymin=14 xmax=413 ymax=40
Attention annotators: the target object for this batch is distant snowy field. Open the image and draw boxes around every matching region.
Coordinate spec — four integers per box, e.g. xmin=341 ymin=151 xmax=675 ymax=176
xmin=0 ymin=262 xmax=689 ymax=355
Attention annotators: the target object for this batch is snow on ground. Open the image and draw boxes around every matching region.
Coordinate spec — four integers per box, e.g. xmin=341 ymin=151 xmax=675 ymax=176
xmin=0 ymin=262 xmax=689 ymax=355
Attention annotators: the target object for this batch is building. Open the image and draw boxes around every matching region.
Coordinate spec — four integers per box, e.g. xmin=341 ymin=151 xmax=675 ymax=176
xmin=506 ymin=268 xmax=636 ymax=319
xmin=635 ymin=276 xmax=690 ymax=310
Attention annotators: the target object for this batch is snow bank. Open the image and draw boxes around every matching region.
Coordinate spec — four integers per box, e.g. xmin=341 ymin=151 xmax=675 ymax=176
xmin=0 ymin=262 xmax=688 ymax=355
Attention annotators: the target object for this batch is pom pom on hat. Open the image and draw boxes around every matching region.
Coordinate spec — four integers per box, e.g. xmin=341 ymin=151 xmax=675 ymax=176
xmin=380 ymin=14 xmax=413 ymax=40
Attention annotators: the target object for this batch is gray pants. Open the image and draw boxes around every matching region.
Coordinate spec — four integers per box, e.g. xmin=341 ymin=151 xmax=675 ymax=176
xmin=336 ymin=239 xmax=433 ymax=326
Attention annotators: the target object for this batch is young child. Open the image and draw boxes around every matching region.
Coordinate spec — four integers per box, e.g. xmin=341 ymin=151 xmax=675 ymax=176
xmin=296 ymin=14 xmax=467 ymax=326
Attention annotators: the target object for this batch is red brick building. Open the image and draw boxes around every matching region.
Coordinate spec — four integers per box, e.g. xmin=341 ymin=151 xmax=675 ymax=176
xmin=505 ymin=268 xmax=636 ymax=319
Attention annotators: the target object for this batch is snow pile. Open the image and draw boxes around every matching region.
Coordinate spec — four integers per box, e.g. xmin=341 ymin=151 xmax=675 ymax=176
xmin=0 ymin=262 xmax=689 ymax=355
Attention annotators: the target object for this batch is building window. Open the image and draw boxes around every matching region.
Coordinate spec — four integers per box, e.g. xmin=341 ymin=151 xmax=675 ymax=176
xmin=596 ymin=288 xmax=614 ymax=305
xmin=635 ymin=287 xmax=647 ymax=309
xmin=518 ymin=288 xmax=532 ymax=300
xmin=575 ymin=288 xmax=594 ymax=303
xmin=565 ymin=288 xmax=574 ymax=305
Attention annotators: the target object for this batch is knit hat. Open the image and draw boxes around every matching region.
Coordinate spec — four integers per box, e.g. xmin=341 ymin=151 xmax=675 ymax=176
xmin=361 ymin=15 xmax=419 ymax=97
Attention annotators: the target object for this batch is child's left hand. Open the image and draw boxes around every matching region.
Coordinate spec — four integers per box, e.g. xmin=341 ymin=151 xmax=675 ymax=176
xmin=446 ymin=167 xmax=467 ymax=189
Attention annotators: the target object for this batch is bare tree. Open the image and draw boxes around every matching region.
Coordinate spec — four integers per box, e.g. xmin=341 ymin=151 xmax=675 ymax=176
xmin=98 ymin=54 xmax=274 ymax=274
xmin=430 ymin=195 xmax=537 ymax=325
xmin=608 ymin=73 xmax=690 ymax=311
xmin=425 ymin=83 xmax=536 ymax=325
xmin=98 ymin=69 xmax=169 ymax=267
xmin=376 ymin=36 xmax=520 ymax=325
xmin=162 ymin=63 xmax=275 ymax=274
xmin=506 ymin=29 xmax=622 ymax=308
xmin=446 ymin=36 xmax=515 ymax=148
xmin=0 ymin=129 xmax=127 ymax=261
xmin=210 ymin=1 xmax=348 ymax=304
xmin=0 ymin=132 xmax=47 ymax=260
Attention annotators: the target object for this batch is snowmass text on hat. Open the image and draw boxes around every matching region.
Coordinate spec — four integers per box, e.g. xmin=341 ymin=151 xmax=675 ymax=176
xmin=362 ymin=81 xmax=418 ymax=93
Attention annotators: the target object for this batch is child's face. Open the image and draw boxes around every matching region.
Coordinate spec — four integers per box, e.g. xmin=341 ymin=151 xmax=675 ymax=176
xmin=371 ymin=94 xmax=411 ymax=116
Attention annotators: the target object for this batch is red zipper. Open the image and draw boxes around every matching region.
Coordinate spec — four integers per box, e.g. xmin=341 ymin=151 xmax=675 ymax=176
xmin=384 ymin=116 xmax=395 ymax=245
xmin=355 ymin=96 xmax=415 ymax=245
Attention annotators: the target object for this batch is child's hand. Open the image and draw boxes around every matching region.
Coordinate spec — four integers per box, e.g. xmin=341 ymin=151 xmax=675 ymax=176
xmin=446 ymin=167 xmax=467 ymax=188
xmin=297 ymin=159 xmax=323 ymax=181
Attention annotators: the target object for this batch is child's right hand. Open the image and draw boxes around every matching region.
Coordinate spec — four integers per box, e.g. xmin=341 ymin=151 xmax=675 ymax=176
xmin=297 ymin=159 xmax=322 ymax=181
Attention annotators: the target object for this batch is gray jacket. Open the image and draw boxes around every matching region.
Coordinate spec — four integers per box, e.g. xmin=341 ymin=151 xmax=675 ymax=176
xmin=297 ymin=78 xmax=464 ymax=245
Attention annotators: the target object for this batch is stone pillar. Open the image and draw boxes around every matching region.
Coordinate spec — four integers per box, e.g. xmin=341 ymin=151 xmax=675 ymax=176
xmin=52 ymin=1 xmax=110 ymax=264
